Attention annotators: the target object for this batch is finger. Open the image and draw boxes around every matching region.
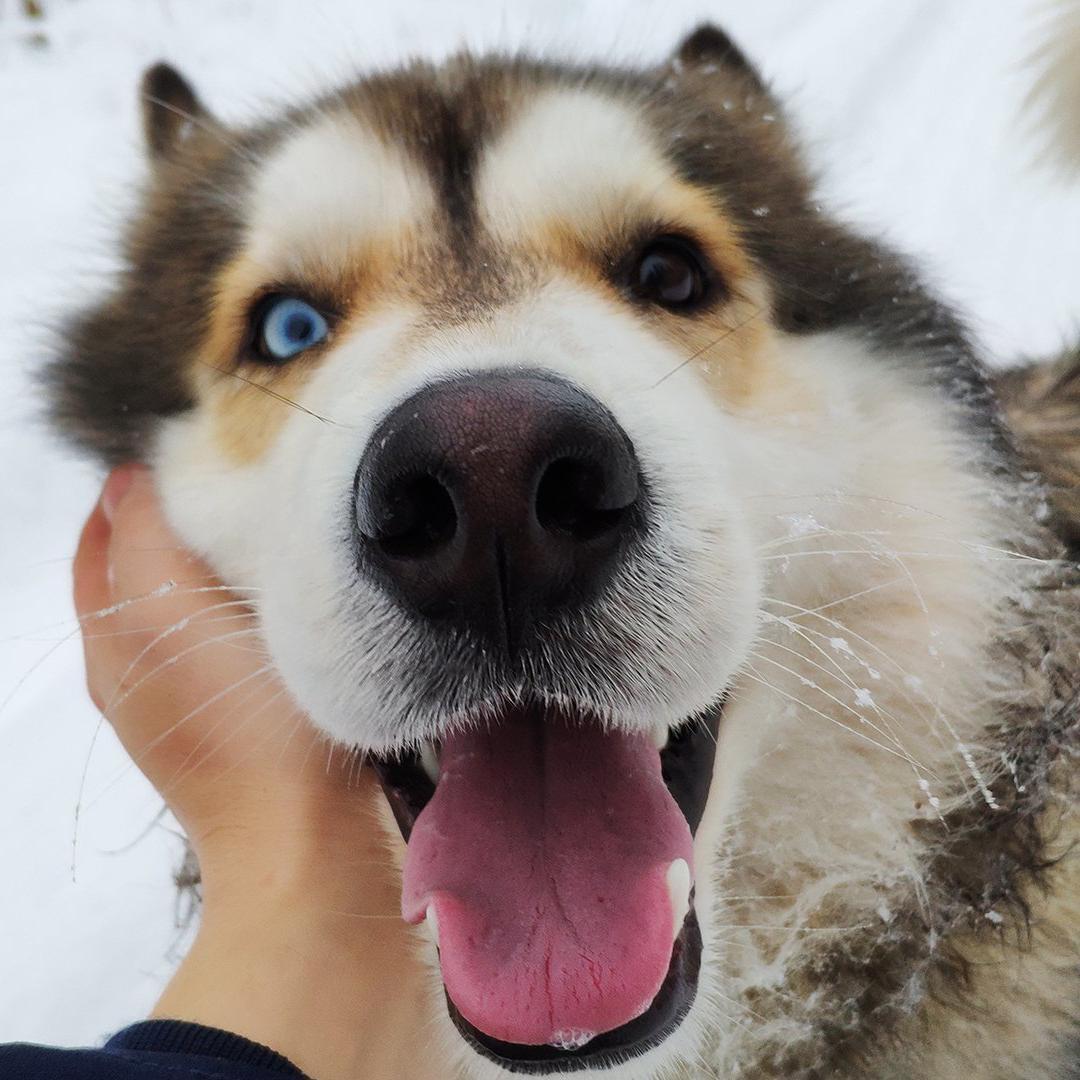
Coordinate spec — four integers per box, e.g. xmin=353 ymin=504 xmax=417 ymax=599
xmin=73 ymin=494 xmax=112 ymax=623
xmin=79 ymin=472 xmax=245 ymax=768
xmin=105 ymin=467 xmax=244 ymax=631
xmin=105 ymin=465 xmax=201 ymax=597
xmin=75 ymin=462 xmax=144 ymax=619
xmin=74 ymin=491 xmax=117 ymax=711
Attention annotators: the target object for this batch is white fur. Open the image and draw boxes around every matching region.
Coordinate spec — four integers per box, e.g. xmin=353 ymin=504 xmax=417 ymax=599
xmin=477 ymin=89 xmax=676 ymax=235
xmin=161 ymin=281 xmax=761 ymax=748
xmin=246 ymin=114 xmax=435 ymax=275
xmin=153 ymin=91 xmax=1027 ymax=1077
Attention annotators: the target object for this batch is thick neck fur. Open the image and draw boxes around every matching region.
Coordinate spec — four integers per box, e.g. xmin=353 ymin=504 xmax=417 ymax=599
xmin=690 ymin=342 xmax=1080 ymax=1078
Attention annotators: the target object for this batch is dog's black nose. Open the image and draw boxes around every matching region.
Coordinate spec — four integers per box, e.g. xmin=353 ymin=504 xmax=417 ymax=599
xmin=354 ymin=370 xmax=644 ymax=652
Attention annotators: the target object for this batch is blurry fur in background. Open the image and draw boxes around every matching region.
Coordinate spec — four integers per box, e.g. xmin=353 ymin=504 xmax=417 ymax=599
xmin=1026 ymin=0 xmax=1080 ymax=176
xmin=1002 ymin=0 xmax=1080 ymax=548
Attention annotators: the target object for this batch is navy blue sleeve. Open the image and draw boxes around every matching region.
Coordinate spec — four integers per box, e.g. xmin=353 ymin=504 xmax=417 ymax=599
xmin=0 ymin=1020 xmax=309 ymax=1079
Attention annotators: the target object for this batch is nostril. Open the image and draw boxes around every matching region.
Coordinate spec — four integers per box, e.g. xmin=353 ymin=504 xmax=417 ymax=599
xmin=535 ymin=457 xmax=639 ymax=542
xmin=363 ymin=473 xmax=457 ymax=560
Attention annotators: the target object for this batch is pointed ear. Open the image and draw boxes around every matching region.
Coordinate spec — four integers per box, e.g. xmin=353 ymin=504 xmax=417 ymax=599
xmin=674 ymin=23 xmax=767 ymax=93
xmin=140 ymin=62 xmax=215 ymax=160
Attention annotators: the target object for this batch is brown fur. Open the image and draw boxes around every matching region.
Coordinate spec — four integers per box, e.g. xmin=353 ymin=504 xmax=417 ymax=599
xmin=995 ymin=348 xmax=1080 ymax=551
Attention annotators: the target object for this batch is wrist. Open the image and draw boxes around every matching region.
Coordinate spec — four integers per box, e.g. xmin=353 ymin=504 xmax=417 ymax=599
xmin=189 ymin=769 xmax=391 ymax=908
xmin=156 ymin=776 xmax=440 ymax=1079
xmin=155 ymin=857 xmax=435 ymax=1080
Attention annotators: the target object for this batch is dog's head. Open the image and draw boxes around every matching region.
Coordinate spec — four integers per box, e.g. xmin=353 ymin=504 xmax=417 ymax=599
xmin=52 ymin=25 xmax=1013 ymax=1076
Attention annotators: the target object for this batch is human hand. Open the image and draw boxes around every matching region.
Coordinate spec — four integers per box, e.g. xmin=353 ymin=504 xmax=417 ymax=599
xmin=73 ymin=465 xmax=434 ymax=1080
xmin=74 ymin=463 xmax=367 ymax=883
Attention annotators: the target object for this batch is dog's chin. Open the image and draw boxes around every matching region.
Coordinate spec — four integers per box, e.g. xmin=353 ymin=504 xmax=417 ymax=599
xmin=372 ymin=698 xmax=724 ymax=1073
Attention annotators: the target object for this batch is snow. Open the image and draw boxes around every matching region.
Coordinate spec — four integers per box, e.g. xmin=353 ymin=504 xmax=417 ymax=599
xmin=1 ymin=0 xmax=1078 ymax=1048
xmin=853 ymin=688 xmax=876 ymax=710
xmin=782 ymin=513 xmax=823 ymax=538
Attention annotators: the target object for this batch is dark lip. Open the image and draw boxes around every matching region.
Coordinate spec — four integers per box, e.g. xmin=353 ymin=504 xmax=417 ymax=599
xmin=370 ymin=697 xmax=725 ymax=1072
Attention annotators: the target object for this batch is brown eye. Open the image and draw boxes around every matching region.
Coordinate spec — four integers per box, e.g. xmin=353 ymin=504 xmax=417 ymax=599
xmin=631 ymin=237 xmax=713 ymax=310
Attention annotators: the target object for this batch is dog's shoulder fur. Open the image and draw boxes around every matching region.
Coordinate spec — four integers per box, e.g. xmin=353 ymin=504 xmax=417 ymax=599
xmin=996 ymin=348 xmax=1080 ymax=551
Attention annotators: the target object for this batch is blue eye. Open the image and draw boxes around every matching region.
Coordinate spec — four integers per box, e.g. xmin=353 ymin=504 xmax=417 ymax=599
xmin=254 ymin=295 xmax=329 ymax=361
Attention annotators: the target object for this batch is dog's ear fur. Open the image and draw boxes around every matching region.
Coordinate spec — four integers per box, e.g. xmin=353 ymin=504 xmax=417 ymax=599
xmin=140 ymin=62 xmax=214 ymax=160
xmin=674 ymin=23 xmax=767 ymax=94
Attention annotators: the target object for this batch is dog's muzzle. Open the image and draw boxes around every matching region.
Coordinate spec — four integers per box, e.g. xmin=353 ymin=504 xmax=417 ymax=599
xmin=352 ymin=369 xmax=719 ymax=1070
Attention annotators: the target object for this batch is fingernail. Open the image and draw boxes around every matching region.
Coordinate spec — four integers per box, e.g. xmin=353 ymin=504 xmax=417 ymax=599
xmin=102 ymin=464 xmax=142 ymax=523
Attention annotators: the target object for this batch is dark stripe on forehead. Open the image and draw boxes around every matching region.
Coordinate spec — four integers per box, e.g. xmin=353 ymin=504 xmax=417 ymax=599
xmin=420 ymin=90 xmax=477 ymax=238
xmin=332 ymin=58 xmax=519 ymax=242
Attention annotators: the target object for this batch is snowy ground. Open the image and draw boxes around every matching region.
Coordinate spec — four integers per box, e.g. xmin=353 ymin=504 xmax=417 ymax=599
xmin=1 ymin=0 xmax=1077 ymax=1049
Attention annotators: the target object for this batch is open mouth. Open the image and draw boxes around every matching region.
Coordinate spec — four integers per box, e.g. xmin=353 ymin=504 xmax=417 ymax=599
xmin=372 ymin=700 xmax=723 ymax=1073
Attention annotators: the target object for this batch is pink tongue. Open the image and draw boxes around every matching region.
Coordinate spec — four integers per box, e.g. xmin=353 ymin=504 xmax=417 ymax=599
xmin=401 ymin=713 xmax=693 ymax=1047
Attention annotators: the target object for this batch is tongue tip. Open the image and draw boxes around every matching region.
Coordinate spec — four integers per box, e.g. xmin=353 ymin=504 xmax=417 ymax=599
xmin=420 ymin=868 xmax=685 ymax=1047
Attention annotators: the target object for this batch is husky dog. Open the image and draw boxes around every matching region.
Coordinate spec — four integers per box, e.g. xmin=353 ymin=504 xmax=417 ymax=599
xmin=48 ymin=24 xmax=1079 ymax=1080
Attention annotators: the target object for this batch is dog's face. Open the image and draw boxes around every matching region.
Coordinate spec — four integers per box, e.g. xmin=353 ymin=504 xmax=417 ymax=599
xmin=55 ymin=26 xmax=1014 ymax=1077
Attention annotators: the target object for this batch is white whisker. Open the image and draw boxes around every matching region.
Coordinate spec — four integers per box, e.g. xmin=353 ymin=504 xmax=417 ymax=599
xmin=740 ymin=664 xmax=927 ymax=768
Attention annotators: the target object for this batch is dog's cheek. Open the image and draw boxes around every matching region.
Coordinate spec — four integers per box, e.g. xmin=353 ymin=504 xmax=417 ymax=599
xmin=152 ymin=411 xmax=280 ymax=590
xmin=152 ymin=409 xmax=361 ymax=743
